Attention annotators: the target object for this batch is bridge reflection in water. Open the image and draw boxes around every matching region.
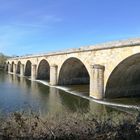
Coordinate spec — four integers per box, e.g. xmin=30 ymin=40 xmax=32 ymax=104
xmin=1 ymin=71 xmax=134 ymax=119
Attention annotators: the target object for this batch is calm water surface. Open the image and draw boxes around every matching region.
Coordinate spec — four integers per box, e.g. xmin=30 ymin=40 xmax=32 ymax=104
xmin=0 ymin=70 xmax=139 ymax=117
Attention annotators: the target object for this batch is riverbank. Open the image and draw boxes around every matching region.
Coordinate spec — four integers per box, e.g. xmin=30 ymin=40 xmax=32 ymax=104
xmin=0 ymin=109 xmax=140 ymax=140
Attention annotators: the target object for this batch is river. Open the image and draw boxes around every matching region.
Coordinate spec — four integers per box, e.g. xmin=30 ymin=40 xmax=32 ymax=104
xmin=0 ymin=70 xmax=139 ymax=118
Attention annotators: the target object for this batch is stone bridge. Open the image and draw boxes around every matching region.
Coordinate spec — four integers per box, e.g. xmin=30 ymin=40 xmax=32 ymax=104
xmin=5 ymin=38 xmax=140 ymax=99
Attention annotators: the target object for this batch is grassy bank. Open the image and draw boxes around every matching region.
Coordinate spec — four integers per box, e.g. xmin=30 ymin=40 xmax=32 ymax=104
xmin=0 ymin=109 xmax=139 ymax=140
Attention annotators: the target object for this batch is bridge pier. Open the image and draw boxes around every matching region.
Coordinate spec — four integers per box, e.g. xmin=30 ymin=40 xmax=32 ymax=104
xmin=50 ymin=65 xmax=58 ymax=86
xmin=8 ymin=64 xmax=11 ymax=73
xmin=20 ymin=64 xmax=24 ymax=76
xmin=13 ymin=64 xmax=16 ymax=74
xmin=31 ymin=64 xmax=37 ymax=80
xmin=90 ymin=64 xmax=105 ymax=99
xmin=4 ymin=63 xmax=7 ymax=71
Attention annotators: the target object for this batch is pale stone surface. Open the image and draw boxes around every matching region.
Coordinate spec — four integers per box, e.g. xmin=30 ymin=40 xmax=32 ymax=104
xmin=8 ymin=64 xmax=11 ymax=73
xmin=50 ymin=65 xmax=58 ymax=86
xmin=20 ymin=64 xmax=24 ymax=76
xmin=13 ymin=64 xmax=16 ymax=74
xmin=90 ymin=65 xmax=105 ymax=99
xmin=6 ymin=38 xmax=140 ymax=98
xmin=31 ymin=64 xmax=37 ymax=80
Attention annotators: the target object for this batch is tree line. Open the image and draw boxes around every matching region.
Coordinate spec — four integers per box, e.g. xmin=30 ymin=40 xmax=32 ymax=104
xmin=0 ymin=53 xmax=9 ymax=68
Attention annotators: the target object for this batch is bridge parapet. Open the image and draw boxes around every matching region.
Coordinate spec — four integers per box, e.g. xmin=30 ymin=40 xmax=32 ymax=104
xmin=7 ymin=38 xmax=140 ymax=60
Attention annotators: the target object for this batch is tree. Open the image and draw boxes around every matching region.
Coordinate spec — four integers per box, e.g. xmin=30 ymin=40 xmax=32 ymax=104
xmin=0 ymin=53 xmax=8 ymax=68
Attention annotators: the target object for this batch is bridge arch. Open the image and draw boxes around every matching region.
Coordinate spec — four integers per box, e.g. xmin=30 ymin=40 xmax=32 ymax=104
xmin=105 ymin=53 xmax=140 ymax=98
xmin=58 ymin=57 xmax=90 ymax=85
xmin=37 ymin=59 xmax=50 ymax=81
xmin=16 ymin=61 xmax=21 ymax=74
xmin=25 ymin=60 xmax=32 ymax=76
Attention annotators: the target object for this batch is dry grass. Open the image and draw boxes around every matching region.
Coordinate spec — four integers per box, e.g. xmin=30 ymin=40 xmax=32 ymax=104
xmin=0 ymin=109 xmax=139 ymax=140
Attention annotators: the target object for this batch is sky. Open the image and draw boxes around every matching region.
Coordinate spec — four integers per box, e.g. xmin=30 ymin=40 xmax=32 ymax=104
xmin=0 ymin=0 xmax=140 ymax=56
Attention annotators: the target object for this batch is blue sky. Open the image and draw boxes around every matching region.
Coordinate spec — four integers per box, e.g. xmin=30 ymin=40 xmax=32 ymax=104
xmin=0 ymin=0 xmax=140 ymax=56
